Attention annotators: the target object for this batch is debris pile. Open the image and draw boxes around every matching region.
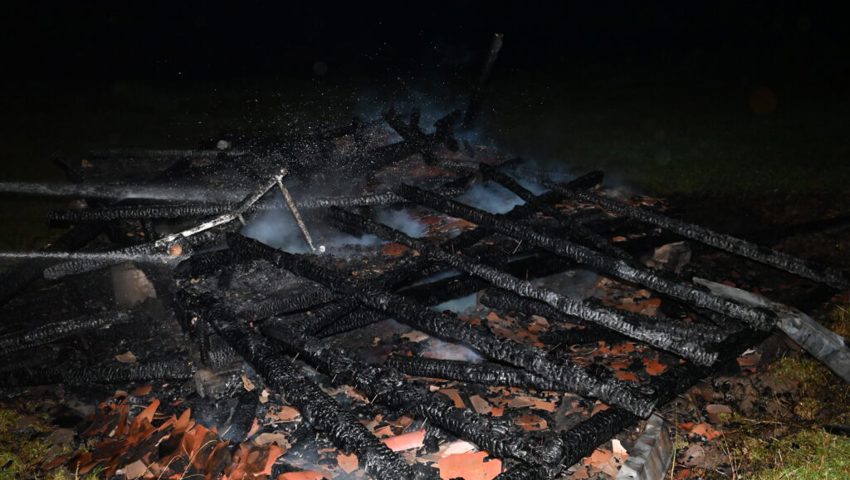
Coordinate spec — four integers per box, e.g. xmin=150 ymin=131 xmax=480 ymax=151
xmin=0 ymin=103 xmax=848 ymax=479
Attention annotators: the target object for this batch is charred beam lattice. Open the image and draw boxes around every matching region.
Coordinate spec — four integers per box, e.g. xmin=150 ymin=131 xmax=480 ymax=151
xmin=547 ymin=182 xmax=850 ymax=289
xmin=326 ymin=207 xmax=719 ymax=366
xmin=227 ymin=233 xmax=656 ymax=417
xmin=394 ymin=183 xmax=775 ymax=330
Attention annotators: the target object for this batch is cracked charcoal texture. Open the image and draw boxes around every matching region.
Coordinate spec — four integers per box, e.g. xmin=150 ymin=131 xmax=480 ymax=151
xmin=479 ymin=288 xmax=727 ymax=344
xmin=0 ymin=310 xmax=133 ymax=356
xmin=386 ymin=356 xmax=563 ymax=391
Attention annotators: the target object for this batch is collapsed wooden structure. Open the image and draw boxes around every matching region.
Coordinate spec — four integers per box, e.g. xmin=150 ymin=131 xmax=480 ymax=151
xmin=0 ymin=105 xmax=848 ymax=479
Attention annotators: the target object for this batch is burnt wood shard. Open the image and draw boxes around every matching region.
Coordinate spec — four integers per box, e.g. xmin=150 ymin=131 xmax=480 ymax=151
xmin=548 ymin=183 xmax=850 ymax=289
xmin=227 ymin=233 xmax=657 ymax=417
xmin=395 ymin=183 xmax=776 ymax=330
xmin=326 ymin=207 xmax=719 ymax=365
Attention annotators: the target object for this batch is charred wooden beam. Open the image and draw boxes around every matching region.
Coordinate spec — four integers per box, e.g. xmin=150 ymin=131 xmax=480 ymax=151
xmin=43 ymin=170 xmax=287 ymax=279
xmin=174 ymin=249 xmax=236 ymax=279
xmin=42 ymin=228 xmax=225 ymax=280
xmin=0 ymin=181 xmax=243 ymax=203
xmin=478 ymin=288 xmax=727 ymax=344
xmin=478 ymin=163 xmax=627 ymax=259
xmin=237 ymin=286 xmax=335 ymax=320
xmin=195 ymin=296 xmax=417 ymax=480
xmin=228 ymin=233 xmax=656 ymax=417
xmin=315 ymin=307 xmax=387 ymax=338
xmin=285 ymin=299 xmax=360 ymax=335
xmin=384 ymin=109 xmax=461 ymax=162
xmin=395 ymin=183 xmax=775 ymax=330
xmin=0 ymin=311 xmax=133 ymax=356
xmin=261 ymin=321 xmax=546 ymax=466
xmin=386 ymin=356 xmax=563 ymax=391
xmin=495 ymin=327 xmax=765 ymax=479
xmin=0 ymin=223 xmax=103 ymax=306
xmin=326 ymin=207 xmax=718 ymax=365
xmin=548 ymin=183 xmax=850 ymax=289
xmin=0 ymin=360 xmax=195 ymax=387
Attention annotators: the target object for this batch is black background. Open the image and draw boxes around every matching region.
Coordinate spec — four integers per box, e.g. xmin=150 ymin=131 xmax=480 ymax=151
xmin=3 ymin=1 xmax=847 ymax=88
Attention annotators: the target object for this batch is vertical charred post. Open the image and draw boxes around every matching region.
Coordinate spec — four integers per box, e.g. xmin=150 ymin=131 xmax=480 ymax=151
xmin=228 ymin=233 xmax=656 ymax=417
xmin=395 ymin=183 xmax=775 ymax=330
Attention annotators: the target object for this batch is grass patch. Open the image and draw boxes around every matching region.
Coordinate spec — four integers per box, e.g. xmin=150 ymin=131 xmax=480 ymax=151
xmin=743 ymin=429 xmax=850 ymax=479
xmin=0 ymin=409 xmax=52 ymax=480
xmin=768 ymin=356 xmax=830 ymax=395
xmin=830 ymin=305 xmax=850 ymax=339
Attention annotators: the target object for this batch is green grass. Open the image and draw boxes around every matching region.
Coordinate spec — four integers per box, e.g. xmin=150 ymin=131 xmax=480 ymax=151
xmin=747 ymin=429 xmax=850 ymax=479
xmin=0 ymin=408 xmax=52 ymax=479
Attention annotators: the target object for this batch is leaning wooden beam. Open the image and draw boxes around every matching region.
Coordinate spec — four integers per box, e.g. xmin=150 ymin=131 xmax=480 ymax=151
xmin=326 ymin=207 xmax=718 ymax=366
xmin=547 ymin=182 xmax=850 ymax=289
xmin=462 ymin=33 xmax=504 ymax=130
xmin=694 ymin=277 xmax=850 ymax=383
xmin=395 ymin=183 xmax=775 ymax=330
xmin=227 ymin=233 xmax=656 ymax=417
xmin=194 ymin=295 xmax=417 ymax=480
xmin=43 ymin=169 xmax=286 ymax=280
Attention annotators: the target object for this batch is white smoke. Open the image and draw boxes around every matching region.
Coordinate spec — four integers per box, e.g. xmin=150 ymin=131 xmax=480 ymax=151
xmin=454 ymin=181 xmax=525 ymax=214
xmin=431 ymin=293 xmax=476 ymax=314
xmin=242 ymin=200 xmax=381 ymax=255
xmin=375 ymin=208 xmax=427 ymax=238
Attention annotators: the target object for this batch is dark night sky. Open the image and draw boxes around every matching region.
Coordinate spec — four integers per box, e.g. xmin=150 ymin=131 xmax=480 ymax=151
xmin=2 ymin=1 xmax=848 ymax=88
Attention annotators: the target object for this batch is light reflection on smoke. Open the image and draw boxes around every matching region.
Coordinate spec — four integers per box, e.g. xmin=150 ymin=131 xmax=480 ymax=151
xmin=375 ymin=208 xmax=427 ymax=238
xmin=422 ymin=336 xmax=484 ymax=363
xmin=431 ymin=294 xmax=476 ymax=314
xmin=454 ymin=181 xmax=525 ymax=214
xmin=242 ymin=201 xmax=380 ymax=254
